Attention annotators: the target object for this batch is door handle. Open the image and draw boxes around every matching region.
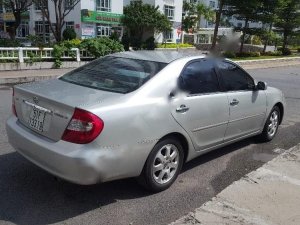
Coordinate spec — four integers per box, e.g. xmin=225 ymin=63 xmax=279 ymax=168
xmin=176 ymin=104 xmax=189 ymax=113
xmin=230 ymin=99 xmax=239 ymax=106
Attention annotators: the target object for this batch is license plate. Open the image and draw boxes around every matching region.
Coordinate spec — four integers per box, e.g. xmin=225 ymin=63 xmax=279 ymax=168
xmin=28 ymin=107 xmax=46 ymax=132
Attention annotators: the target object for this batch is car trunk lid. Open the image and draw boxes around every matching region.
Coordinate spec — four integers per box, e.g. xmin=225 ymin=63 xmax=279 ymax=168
xmin=14 ymin=79 xmax=122 ymax=142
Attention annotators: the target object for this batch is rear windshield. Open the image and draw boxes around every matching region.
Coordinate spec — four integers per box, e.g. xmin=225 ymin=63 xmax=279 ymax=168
xmin=60 ymin=56 xmax=167 ymax=94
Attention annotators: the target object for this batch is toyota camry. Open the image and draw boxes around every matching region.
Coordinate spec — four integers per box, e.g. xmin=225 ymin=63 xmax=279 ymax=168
xmin=6 ymin=51 xmax=285 ymax=192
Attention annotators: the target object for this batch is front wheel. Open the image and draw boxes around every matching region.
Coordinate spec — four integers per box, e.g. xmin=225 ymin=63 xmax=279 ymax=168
xmin=138 ymin=138 xmax=184 ymax=192
xmin=259 ymin=106 xmax=280 ymax=142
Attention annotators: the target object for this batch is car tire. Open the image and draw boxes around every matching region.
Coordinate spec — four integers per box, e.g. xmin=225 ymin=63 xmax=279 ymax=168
xmin=138 ymin=138 xmax=184 ymax=192
xmin=259 ymin=106 xmax=280 ymax=142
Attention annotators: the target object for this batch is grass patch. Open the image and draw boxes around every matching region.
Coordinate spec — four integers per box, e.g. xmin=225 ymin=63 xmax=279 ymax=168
xmin=156 ymin=43 xmax=194 ymax=48
xmin=233 ymin=55 xmax=299 ymax=61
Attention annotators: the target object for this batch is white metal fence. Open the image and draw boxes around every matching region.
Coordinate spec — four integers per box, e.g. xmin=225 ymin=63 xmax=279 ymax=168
xmin=0 ymin=47 xmax=94 ymax=62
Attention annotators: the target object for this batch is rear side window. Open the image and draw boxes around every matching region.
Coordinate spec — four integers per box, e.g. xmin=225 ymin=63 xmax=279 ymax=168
xmin=178 ymin=59 xmax=220 ymax=95
xmin=60 ymin=56 xmax=167 ymax=94
xmin=217 ymin=61 xmax=254 ymax=91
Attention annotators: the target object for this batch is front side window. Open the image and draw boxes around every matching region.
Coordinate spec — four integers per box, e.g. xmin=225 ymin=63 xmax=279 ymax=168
xmin=164 ymin=5 xmax=175 ymax=20
xmin=178 ymin=59 xmax=220 ymax=95
xmin=60 ymin=56 xmax=167 ymax=94
xmin=96 ymin=0 xmax=111 ymax=12
xmin=217 ymin=61 xmax=254 ymax=91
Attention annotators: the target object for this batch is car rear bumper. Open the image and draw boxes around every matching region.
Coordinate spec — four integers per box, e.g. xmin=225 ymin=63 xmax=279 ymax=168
xmin=6 ymin=116 xmax=142 ymax=185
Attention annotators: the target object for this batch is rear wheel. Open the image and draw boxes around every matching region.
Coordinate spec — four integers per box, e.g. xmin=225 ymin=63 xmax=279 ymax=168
xmin=259 ymin=106 xmax=280 ymax=142
xmin=139 ymin=138 xmax=184 ymax=192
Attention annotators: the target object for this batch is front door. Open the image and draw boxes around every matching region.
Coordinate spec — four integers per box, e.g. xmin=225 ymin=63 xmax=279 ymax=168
xmin=171 ymin=59 xmax=229 ymax=151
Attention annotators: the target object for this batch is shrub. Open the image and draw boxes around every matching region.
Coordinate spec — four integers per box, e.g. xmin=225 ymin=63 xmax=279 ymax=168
xmin=0 ymin=38 xmax=20 ymax=47
xmin=80 ymin=37 xmax=124 ymax=58
xmin=60 ymin=39 xmax=82 ymax=48
xmin=281 ymin=48 xmax=292 ymax=56
xmin=63 ymin=28 xmax=77 ymax=40
xmin=235 ymin=52 xmax=260 ymax=58
xmin=156 ymin=43 xmax=193 ymax=48
xmin=109 ymin=32 xmax=120 ymax=41
xmin=142 ymin=36 xmax=156 ymax=50
xmin=261 ymin=51 xmax=282 ymax=56
xmin=222 ymin=51 xmax=236 ymax=58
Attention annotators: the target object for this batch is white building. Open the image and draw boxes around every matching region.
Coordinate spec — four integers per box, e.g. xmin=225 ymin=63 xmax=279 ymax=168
xmin=0 ymin=0 xmax=123 ymax=40
xmin=185 ymin=0 xmax=262 ymax=44
xmin=124 ymin=0 xmax=183 ymax=43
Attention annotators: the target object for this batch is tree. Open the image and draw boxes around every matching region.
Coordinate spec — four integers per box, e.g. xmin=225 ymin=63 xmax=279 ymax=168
xmin=182 ymin=1 xmax=214 ymax=34
xmin=122 ymin=0 xmax=171 ymax=49
xmin=33 ymin=0 xmax=80 ymax=42
xmin=211 ymin=0 xmax=226 ymax=50
xmin=0 ymin=0 xmax=33 ymax=39
xmin=274 ymin=0 xmax=300 ymax=51
xmin=63 ymin=27 xmax=76 ymax=40
xmin=225 ymin=0 xmax=263 ymax=53
xmin=255 ymin=0 xmax=281 ymax=52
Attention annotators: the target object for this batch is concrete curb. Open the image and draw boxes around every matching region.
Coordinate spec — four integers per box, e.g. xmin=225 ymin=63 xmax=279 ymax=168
xmin=170 ymin=144 xmax=300 ymax=225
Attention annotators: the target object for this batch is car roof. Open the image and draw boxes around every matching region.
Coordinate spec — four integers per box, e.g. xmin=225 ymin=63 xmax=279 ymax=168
xmin=111 ymin=50 xmax=206 ymax=64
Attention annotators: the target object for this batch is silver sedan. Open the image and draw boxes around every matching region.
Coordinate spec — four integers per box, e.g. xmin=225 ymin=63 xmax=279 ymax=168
xmin=6 ymin=51 xmax=285 ymax=192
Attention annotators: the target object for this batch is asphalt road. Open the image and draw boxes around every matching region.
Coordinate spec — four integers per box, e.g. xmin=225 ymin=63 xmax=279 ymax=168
xmin=0 ymin=65 xmax=300 ymax=225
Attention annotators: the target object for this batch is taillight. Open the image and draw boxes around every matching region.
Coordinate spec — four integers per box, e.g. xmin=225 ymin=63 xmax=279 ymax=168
xmin=12 ymin=88 xmax=17 ymax=117
xmin=62 ymin=108 xmax=104 ymax=144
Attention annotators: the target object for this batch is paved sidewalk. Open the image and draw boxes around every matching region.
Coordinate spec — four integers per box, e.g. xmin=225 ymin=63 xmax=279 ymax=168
xmin=171 ymin=144 xmax=300 ymax=225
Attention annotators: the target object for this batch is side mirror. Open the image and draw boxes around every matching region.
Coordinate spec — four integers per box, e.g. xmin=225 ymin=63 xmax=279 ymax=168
xmin=256 ymin=81 xmax=267 ymax=90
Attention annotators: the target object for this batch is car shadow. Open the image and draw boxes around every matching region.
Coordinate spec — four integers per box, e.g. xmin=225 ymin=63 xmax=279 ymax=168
xmin=182 ymin=136 xmax=260 ymax=173
xmin=0 ymin=136 xmax=262 ymax=225
xmin=0 ymin=151 xmax=150 ymax=225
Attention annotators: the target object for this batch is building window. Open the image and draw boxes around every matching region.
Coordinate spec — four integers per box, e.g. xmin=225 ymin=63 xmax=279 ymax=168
xmin=97 ymin=24 xmax=111 ymax=37
xmin=65 ymin=0 xmax=75 ymax=10
xmin=0 ymin=4 xmax=3 ymax=13
xmin=17 ymin=21 xmax=29 ymax=38
xmin=66 ymin=21 xmax=74 ymax=29
xmin=164 ymin=30 xmax=173 ymax=42
xmin=96 ymin=0 xmax=111 ymax=12
xmin=35 ymin=2 xmax=46 ymax=10
xmin=164 ymin=5 xmax=175 ymax=20
xmin=35 ymin=21 xmax=50 ymax=37
xmin=209 ymin=1 xmax=216 ymax=8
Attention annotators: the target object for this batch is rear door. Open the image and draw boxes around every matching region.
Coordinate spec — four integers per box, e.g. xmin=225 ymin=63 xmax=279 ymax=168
xmin=215 ymin=60 xmax=267 ymax=141
xmin=171 ymin=59 xmax=229 ymax=151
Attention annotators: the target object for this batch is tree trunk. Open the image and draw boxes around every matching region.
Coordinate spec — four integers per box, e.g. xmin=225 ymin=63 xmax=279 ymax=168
xmin=239 ymin=18 xmax=249 ymax=53
xmin=282 ymin=30 xmax=288 ymax=50
xmin=11 ymin=12 xmax=22 ymax=39
xmin=211 ymin=0 xmax=223 ymax=51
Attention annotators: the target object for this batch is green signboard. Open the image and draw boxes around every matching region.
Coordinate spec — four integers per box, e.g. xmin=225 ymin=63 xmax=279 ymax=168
xmin=81 ymin=10 xmax=122 ymax=25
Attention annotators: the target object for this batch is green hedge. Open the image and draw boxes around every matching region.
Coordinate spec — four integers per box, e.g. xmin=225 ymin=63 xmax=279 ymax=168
xmin=156 ymin=43 xmax=193 ymax=48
